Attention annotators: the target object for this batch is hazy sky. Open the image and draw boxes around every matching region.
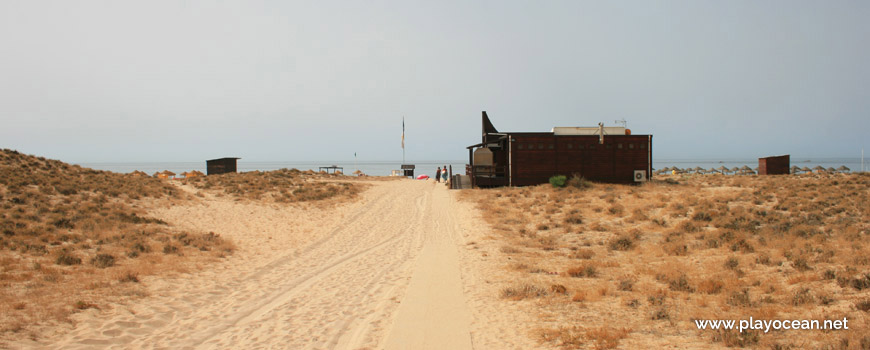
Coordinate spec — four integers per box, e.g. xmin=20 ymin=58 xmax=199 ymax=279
xmin=2 ymin=1 xmax=868 ymax=163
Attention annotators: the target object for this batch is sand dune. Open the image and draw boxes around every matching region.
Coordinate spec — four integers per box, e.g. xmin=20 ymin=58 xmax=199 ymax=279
xmin=10 ymin=179 xmax=530 ymax=349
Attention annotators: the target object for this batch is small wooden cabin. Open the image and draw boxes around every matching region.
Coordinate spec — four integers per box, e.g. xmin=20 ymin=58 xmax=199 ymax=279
xmin=758 ymin=155 xmax=789 ymax=175
xmin=467 ymin=112 xmax=652 ymax=187
xmin=207 ymin=157 xmax=240 ymax=175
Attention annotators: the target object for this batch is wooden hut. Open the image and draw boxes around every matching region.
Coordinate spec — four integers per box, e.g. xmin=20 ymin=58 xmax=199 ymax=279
xmin=207 ymin=157 xmax=240 ymax=175
xmin=466 ymin=111 xmax=652 ymax=187
xmin=758 ymin=155 xmax=790 ymax=175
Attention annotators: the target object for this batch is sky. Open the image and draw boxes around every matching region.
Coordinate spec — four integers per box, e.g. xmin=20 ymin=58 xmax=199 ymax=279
xmin=1 ymin=1 xmax=868 ymax=163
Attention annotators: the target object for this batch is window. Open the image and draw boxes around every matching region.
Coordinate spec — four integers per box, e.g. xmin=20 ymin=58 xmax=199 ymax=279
xmin=578 ymin=144 xmax=584 ymax=150
xmin=606 ymin=144 xmax=612 ymax=149
xmin=589 ymin=144 xmax=596 ymax=150
xmin=528 ymin=144 xmax=534 ymax=150
xmin=640 ymin=144 xmax=646 ymax=149
xmin=538 ymin=143 xmax=544 ymax=149
xmin=567 ymin=144 xmax=573 ymax=149
xmin=548 ymin=144 xmax=554 ymax=150
xmin=629 ymin=143 xmax=635 ymax=149
xmin=617 ymin=143 xmax=623 ymax=149
xmin=517 ymin=144 xmax=524 ymax=150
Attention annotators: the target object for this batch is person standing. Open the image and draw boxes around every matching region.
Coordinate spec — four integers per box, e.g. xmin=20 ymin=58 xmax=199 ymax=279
xmin=441 ymin=165 xmax=448 ymax=183
xmin=435 ymin=166 xmax=441 ymax=183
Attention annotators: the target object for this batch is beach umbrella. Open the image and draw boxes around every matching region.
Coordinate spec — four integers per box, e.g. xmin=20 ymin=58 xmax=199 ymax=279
xmin=790 ymin=166 xmax=800 ymax=174
xmin=813 ymin=166 xmax=825 ymax=173
xmin=801 ymin=166 xmax=812 ymax=173
xmin=837 ymin=165 xmax=850 ymax=173
xmin=352 ymin=170 xmax=362 ymax=175
xmin=708 ymin=167 xmax=718 ymax=174
xmin=694 ymin=167 xmax=705 ymax=174
xmin=826 ymin=167 xmax=836 ymax=173
xmin=717 ymin=166 xmax=729 ymax=174
xmin=416 ymin=174 xmax=429 ymax=180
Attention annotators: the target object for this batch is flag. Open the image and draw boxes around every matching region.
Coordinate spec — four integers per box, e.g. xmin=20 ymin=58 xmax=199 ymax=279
xmin=401 ymin=117 xmax=405 ymax=149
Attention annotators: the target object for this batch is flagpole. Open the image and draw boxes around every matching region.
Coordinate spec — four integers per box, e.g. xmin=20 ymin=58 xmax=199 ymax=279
xmin=402 ymin=116 xmax=406 ymax=165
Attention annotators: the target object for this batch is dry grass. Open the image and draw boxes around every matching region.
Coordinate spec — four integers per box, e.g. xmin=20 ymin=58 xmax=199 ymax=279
xmin=463 ymin=172 xmax=870 ymax=349
xmin=0 ymin=149 xmax=235 ymax=340
xmin=182 ymin=168 xmax=362 ymax=204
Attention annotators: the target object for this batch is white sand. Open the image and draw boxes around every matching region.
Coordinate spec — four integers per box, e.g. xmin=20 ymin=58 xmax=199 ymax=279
xmin=13 ymin=179 xmax=534 ymax=349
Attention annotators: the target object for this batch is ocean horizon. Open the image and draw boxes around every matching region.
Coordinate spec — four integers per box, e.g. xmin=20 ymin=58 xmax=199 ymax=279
xmin=78 ymin=157 xmax=867 ymax=177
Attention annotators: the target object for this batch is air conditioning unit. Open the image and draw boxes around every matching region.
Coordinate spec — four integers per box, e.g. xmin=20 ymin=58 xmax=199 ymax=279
xmin=634 ymin=170 xmax=647 ymax=182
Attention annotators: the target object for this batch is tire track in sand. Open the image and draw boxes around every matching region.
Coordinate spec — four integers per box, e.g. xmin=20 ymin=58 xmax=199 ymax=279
xmin=26 ymin=179 xmax=473 ymax=350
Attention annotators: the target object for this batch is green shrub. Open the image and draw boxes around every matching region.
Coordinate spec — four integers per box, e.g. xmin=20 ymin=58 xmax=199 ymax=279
xmin=549 ymin=175 xmax=567 ymax=188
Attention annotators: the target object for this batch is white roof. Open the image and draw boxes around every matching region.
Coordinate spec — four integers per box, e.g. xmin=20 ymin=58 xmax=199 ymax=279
xmin=551 ymin=126 xmax=626 ymax=135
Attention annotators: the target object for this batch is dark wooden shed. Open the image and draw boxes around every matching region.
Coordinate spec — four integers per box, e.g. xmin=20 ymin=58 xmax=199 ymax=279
xmin=401 ymin=164 xmax=415 ymax=177
xmin=467 ymin=112 xmax=652 ymax=187
xmin=758 ymin=155 xmax=789 ymax=175
xmin=206 ymin=157 xmax=240 ymax=175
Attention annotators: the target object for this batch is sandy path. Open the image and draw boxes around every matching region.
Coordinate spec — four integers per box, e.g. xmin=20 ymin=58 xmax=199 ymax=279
xmin=18 ymin=179 xmax=506 ymax=349
xmin=383 ymin=184 xmax=473 ymax=350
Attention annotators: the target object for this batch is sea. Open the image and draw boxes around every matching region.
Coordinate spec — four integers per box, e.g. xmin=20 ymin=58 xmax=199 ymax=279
xmin=78 ymin=157 xmax=866 ymax=177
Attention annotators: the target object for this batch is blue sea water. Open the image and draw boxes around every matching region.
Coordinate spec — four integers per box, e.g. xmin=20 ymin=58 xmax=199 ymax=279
xmin=78 ymin=157 xmax=866 ymax=177
xmin=653 ymin=157 xmax=865 ymax=173
xmin=77 ymin=161 xmax=470 ymax=177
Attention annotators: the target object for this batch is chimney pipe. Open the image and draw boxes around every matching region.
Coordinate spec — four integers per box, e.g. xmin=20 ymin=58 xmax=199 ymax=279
xmin=598 ymin=122 xmax=604 ymax=144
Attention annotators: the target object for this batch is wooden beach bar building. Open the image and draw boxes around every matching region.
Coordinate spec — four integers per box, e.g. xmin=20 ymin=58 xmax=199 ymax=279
xmin=466 ymin=112 xmax=653 ymax=187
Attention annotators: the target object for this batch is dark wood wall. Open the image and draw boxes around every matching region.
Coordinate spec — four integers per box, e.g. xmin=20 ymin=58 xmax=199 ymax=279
xmin=758 ymin=155 xmax=789 ymax=175
xmin=206 ymin=158 xmax=239 ymax=175
xmin=507 ymin=134 xmax=651 ymax=185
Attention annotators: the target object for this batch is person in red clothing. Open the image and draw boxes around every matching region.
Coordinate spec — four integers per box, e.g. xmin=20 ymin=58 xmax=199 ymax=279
xmin=435 ymin=167 xmax=442 ymax=183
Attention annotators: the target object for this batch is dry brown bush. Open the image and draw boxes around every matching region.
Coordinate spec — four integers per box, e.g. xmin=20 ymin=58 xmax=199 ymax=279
xmin=501 ymin=284 xmax=548 ymax=300
xmin=463 ymin=172 xmax=870 ymax=348
xmin=182 ymin=169 xmax=361 ymax=203
xmin=0 ymin=149 xmax=235 ymax=339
